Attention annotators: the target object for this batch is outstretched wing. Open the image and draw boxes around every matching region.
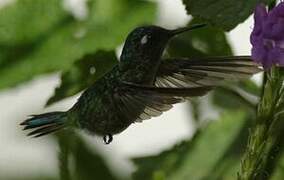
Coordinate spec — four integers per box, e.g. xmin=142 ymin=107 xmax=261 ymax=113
xmin=114 ymin=83 xmax=212 ymax=122
xmin=155 ymin=56 xmax=261 ymax=88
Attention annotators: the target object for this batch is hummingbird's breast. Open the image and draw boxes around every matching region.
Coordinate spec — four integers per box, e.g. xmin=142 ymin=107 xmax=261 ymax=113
xmin=69 ymin=66 xmax=137 ymax=135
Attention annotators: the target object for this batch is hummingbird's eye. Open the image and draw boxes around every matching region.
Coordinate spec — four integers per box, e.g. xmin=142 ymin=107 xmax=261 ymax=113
xmin=140 ymin=35 xmax=148 ymax=45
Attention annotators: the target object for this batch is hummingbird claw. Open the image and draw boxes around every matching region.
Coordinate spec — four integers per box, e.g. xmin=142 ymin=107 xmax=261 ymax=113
xmin=103 ymin=134 xmax=113 ymax=144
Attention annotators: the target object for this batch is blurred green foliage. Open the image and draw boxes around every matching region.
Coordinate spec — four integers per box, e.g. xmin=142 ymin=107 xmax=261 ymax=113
xmin=47 ymin=50 xmax=117 ymax=105
xmin=0 ymin=0 xmax=156 ymax=89
xmin=57 ymin=131 xmax=121 ymax=180
xmin=1 ymin=0 xmax=283 ymax=180
xmin=0 ymin=0 xmax=68 ymax=45
xmin=167 ymin=18 xmax=233 ymax=58
xmin=133 ymin=111 xmax=246 ymax=180
xmin=182 ymin=0 xmax=271 ymax=31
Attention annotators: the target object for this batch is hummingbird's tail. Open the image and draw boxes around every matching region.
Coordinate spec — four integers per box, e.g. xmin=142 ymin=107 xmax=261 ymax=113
xmin=20 ymin=111 xmax=68 ymax=137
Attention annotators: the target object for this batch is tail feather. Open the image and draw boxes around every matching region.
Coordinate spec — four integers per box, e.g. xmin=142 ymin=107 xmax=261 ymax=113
xmin=20 ymin=111 xmax=67 ymax=137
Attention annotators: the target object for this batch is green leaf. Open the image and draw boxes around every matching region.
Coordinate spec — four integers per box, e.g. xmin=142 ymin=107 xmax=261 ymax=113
xmin=132 ymin=111 xmax=246 ymax=180
xmin=182 ymin=0 xmax=270 ymax=31
xmin=73 ymin=136 xmax=119 ymax=180
xmin=57 ymin=131 xmax=120 ymax=180
xmin=271 ymin=152 xmax=284 ymax=180
xmin=212 ymin=78 xmax=260 ymax=114
xmin=212 ymin=80 xmax=260 ymax=112
xmin=201 ymin=119 xmax=252 ymax=180
xmin=0 ymin=0 xmax=156 ymax=90
xmin=2 ymin=177 xmax=57 ymax=180
xmin=47 ymin=50 xmax=117 ymax=105
xmin=238 ymin=80 xmax=261 ymax=97
xmin=0 ymin=43 xmax=36 ymax=66
xmin=167 ymin=18 xmax=232 ymax=58
xmin=0 ymin=0 xmax=69 ymax=46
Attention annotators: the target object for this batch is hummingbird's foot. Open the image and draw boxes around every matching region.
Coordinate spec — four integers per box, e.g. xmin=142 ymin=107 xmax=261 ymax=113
xmin=103 ymin=134 xmax=113 ymax=144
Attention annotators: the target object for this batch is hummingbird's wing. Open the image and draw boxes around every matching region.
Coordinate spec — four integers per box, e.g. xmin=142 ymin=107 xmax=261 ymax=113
xmin=156 ymin=56 xmax=261 ymax=88
xmin=114 ymin=83 xmax=212 ymax=122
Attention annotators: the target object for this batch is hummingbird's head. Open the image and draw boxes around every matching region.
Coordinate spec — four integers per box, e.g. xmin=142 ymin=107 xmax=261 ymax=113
xmin=120 ymin=24 xmax=206 ymax=62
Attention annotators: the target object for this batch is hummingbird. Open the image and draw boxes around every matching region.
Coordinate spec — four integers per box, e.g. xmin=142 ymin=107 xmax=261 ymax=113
xmin=20 ymin=24 xmax=261 ymax=144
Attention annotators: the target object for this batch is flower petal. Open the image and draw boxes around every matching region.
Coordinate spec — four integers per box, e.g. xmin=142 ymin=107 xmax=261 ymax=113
xmin=269 ymin=48 xmax=284 ymax=66
xmin=254 ymin=4 xmax=268 ymax=22
xmin=250 ymin=3 xmax=284 ymax=68
xmin=251 ymin=44 xmax=267 ymax=63
xmin=271 ymin=2 xmax=284 ymax=17
xmin=270 ymin=18 xmax=284 ymax=40
xmin=251 ymin=4 xmax=267 ymax=38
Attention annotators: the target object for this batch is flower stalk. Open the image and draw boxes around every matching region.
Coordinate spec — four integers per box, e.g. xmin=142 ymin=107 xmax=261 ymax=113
xmin=239 ymin=67 xmax=284 ymax=180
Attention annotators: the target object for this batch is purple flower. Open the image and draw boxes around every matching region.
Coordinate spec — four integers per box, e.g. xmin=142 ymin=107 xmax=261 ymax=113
xmin=251 ymin=2 xmax=284 ymax=69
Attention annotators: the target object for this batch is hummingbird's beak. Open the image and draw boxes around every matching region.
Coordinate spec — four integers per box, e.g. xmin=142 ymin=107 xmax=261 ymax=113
xmin=170 ymin=24 xmax=207 ymax=36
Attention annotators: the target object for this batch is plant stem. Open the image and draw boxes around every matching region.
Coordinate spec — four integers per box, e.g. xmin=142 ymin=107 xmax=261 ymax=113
xmin=58 ymin=131 xmax=73 ymax=180
xmin=238 ymin=67 xmax=284 ymax=180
